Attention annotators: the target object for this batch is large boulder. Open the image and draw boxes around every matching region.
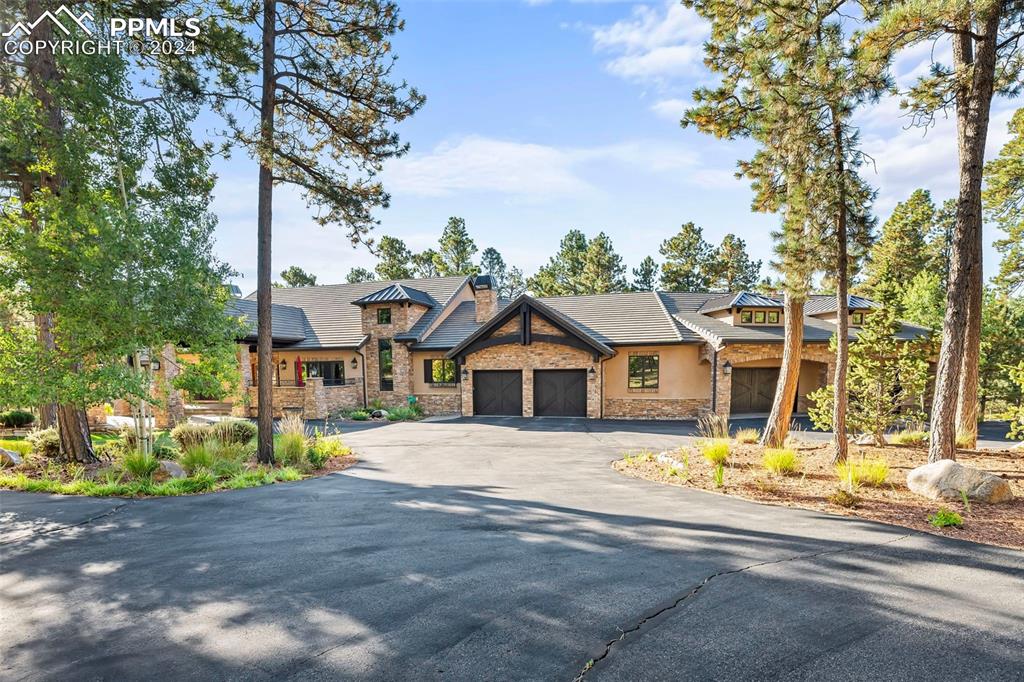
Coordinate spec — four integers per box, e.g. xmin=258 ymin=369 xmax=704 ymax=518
xmin=0 ymin=447 xmax=22 ymax=467
xmin=157 ymin=460 xmax=186 ymax=480
xmin=907 ymin=460 xmax=1014 ymax=504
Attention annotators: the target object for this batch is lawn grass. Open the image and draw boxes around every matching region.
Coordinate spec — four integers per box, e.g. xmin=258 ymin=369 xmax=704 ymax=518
xmin=0 ymin=466 xmax=306 ymax=497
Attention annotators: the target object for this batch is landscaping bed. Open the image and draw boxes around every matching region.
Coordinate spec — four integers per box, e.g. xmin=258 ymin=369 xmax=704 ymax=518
xmin=615 ymin=440 xmax=1023 ymax=550
xmin=0 ymin=417 xmax=357 ymax=498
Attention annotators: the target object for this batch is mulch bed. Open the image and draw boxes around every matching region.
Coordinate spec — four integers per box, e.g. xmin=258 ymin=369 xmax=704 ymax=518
xmin=614 ymin=441 xmax=1024 ymax=550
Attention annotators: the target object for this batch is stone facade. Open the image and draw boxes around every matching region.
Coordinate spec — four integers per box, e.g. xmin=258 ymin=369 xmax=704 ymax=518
xmin=712 ymin=342 xmax=835 ymax=417
xmin=475 ymin=286 xmax=498 ymax=323
xmin=362 ymin=301 xmax=425 ymax=407
xmin=413 ymin=392 xmax=462 ymax=415
xmin=604 ymin=397 xmax=710 ymax=420
xmin=231 ymin=344 xmax=253 ymax=417
xmin=322 ymin=383 xmax=365 ymax=415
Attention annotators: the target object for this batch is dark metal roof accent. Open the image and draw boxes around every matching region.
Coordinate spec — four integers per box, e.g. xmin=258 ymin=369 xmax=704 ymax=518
xmin=698 ymin=291 xmax=783 ymax=314
xmin=243 ymin=276 xmax=467 ymax=349
xmin=473 ymin=274 xmax=496 ymax=290
xmin=351 ymin=283 xmax=435 ymax=308
xmin=226 ymin=298 xmax=309 ymax=343
xmin=804 ymin=294 xmax=880 ymax=315
xmin=446 ymin=295 xmax=614 ymax=359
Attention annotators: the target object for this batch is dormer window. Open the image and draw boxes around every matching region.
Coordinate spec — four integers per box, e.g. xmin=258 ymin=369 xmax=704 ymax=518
xmin=767 ymin=311 xmax=779 ymax=324
xmin=740 ymin=310 xmax=752 ymax=324
xmin=738 ymin=308 xmax=782 ymax=325
xmin=753 ymin=311 xmax=766 ymax=323
xmin=377 ymin=307 xmax=392 ymax=325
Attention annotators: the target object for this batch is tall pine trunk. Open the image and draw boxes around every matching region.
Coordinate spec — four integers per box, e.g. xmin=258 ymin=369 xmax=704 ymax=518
xmin=24 ymin=0 xmax=94 ymax=462
xmin=955 ymin=225 xmax=982 ymax=446
xmin=255 ymin=0 xmax=277 ymax=464
xmin=761 ymin=292 xmax=804 ymax=447
xmin=831 ymin=114 xmax=849 ymax=464
xmin=928 ymin=10 xmax=999 ymax=462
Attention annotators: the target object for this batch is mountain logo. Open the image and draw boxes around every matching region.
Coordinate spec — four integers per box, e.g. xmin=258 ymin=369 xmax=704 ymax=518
xmin=2 ymin=6 xmax=94 ymax=37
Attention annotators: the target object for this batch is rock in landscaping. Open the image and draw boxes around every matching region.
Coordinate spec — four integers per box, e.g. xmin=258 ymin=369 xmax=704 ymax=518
xmin=371 ymin=409 xmax=389 ymax=419
xmin=158 ymin=460 xmax=186 ymax=479
xmin=0 ymin=447 xmax=22 ymax=467
xmin=907 ymin=460 xmax=1014 ymax=504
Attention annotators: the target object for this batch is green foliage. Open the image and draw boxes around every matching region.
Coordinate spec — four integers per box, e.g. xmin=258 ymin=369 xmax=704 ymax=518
xmin=307 ymin=435 xmax=349 ymax=468
xmin=374 ymin=235 xmax=414 ymax=280
xmin=527 ymin=230 xmax=590 ymax=296
xmin=659 ymin=223 xmax=714 ymax=292
xmin=955 ymin=431 xmax=974 ymax=450
xmin=279 ymin=266 xmax=317 ymax=288
xmin=697 ymin=413 xmax=730 ymax=440
xmin=808 ymin=308 xmax=930 ymax=442
xmin=386 ymin=405 xmax=420 ymax=421
xmin=1008 ymin=362 xmax=1024 ymax=441
xmin=209 ymin=419 xmax=257 ymax=446
xmin=0 ymin=410 xmax=35 ymax=428
xmin=26 ymin=428 xmax=59 ymax=458
xmin=712 ymin=462 xmax=725 ymax=488
xmin=762 ymin=448 xmax=800 ymax=475
xmin=435 ymin=217 xmax=479 ymax=277
xmin=928 ymin=508 xmax=963 ymax=529
xmin=170 ymin=423 xmax=211 ymax=451
xmin=890 ymin=430 xmax=928 ymax=446
xmin=984 ymin=109 xmax=1024 ymax=296
xmin=631 ymin=256 xmax=658 ymax=292
xmin=350 ymin=410 xmax=370 ymax=421
xmin=179 ymin=444 xmax=215 ymax=476
xmin=700 ymin=440 xmax=730 ymax=465
xmin=734 ymin=428 xmax=760 ymax=444
xmin=980 ymin=291 xmax=1024 ymax=419
xmin=275 ymin=432 xmax=308 ymax=469
xmin=579 ymin=232 xmax=627 ymax=294
xmin=345 ymin=267 xmax=376 ymax=284
xmin=480 ymin=247 xmax=526 ymax=299
xmin=0 ymin=439 xmax=32 ymax=460
xmin=835 ymin=459 xmax=890 ymax=488
xmin=173 ymin=344 xmax=241 ymax=402
xmin=709 ymin=234 xmax=761 ymax=291
xmin=411 ymin=249 xmax=441 ymax=278
xmin=122 ymin=451 xmax=160 ymax=481
xmin=828 ymin=488 xmax=859 ymax=508
xmin=900 ymin=270 xmax=946 ymax=331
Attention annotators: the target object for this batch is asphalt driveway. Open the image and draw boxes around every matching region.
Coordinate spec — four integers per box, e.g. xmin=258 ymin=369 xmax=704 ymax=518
xmin=1 ymin=418 xmax=1021 ymax=680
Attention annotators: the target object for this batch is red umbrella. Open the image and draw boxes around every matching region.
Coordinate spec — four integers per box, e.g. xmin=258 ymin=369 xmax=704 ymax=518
xmin=295 ymin=356 xmax=304 ymax=386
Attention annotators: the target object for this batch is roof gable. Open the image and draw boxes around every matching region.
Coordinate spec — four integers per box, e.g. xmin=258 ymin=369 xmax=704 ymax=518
xmin=352 ymin=283 xmax=435 ymax=308
xmin=698 ymin=291 xmax=782 ymax=314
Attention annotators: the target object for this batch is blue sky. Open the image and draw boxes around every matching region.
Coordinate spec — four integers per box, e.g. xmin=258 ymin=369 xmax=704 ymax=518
xmin=214 ymin=0 xmax=1019 ymax=291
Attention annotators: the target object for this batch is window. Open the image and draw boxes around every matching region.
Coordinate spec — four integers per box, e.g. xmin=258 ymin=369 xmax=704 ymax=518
xmin=304 ymin=360 xmax=346 ymax=386
xmin=378 ymin=339 xmax=393 ymax=391
xmin=851 ymin=311 xmax=864 ymax=325
xmin=740 ymin=310 xmax=753 ymax=324
xmin=767 ymin=311 xmax=779 ymax=324
xmin=377 ymin=307 xmax=392 ymax=325
xmin=754 ymin=310 xmax=766 ymax=323
xmin=424 ymin=358 xmax=457 ymax=385
xmin=628 ymin=353 xmax=659 ymax=390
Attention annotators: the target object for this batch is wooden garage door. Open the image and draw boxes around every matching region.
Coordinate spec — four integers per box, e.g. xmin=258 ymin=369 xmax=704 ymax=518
xmin=730 ymin=368 xmax=779 ymax=413
xmin=534 ymin=369 xmax=587 ymax=417
xmin=472 ymin=370 xmax=523 ymax=416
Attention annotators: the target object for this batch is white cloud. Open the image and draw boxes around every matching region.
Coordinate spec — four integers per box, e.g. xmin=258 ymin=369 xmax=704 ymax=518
xmin=650 ymin=97 xmax=692 ymax=121
xmin=590 ymin=1 xmax=709 ymax=82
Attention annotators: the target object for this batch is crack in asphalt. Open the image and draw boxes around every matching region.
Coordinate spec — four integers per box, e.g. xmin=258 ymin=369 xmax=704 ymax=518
xmin=0 ymin=500 xmax=134 ymax=546
xmin=572 ymin=530 xmax=919 ymax=681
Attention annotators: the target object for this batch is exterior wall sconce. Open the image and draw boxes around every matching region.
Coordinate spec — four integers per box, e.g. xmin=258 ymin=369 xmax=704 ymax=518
xmin=588 ymin=367 xmax=596 ymax=379
xmin=279 ymin=359 xmax=287 ymax=369
xmin=722 ymin=360 xmax=732 ymax=375
xmin=350 ymin=357 xmax=358 ymax=369
xmin=461 ymin=367 xmax=469 ymax=380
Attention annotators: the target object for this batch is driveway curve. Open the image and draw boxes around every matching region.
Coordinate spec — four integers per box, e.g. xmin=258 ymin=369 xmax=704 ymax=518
xmin=1 ymin=418 xmax=1022 ymax=680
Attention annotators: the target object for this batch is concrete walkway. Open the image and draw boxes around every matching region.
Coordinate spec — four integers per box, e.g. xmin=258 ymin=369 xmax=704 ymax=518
xmin=1 ymin=418 xmax=1021 ymax=680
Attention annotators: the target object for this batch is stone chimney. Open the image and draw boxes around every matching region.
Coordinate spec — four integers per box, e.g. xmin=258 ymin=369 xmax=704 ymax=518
xmin=473 ymin=275 xmax=498 ymax=323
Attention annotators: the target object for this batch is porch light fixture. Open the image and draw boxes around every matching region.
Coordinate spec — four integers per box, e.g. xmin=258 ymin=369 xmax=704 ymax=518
xmin=588 ymin=367 xmax=596 ymax=378
xmin=279 ymin=359 xmax=287 ymax=369
xmin=350 ymin=357 xmax=358 ymax=369
xmin=722 ymin=360 xmax=732 ymax=375
xmin=461 ymin=367 xmax=469 ymax=380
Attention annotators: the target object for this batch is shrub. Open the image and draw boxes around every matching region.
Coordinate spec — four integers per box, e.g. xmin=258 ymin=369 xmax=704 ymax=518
xmin=0 ymin=439 xmax=32 ymax=457
xmin=712 ymin=462 xmax=725 ymax=488
xmin=27 ymin=428 xmax=60 ymax=458
xmin=207 ymin=439 xmax=250 ymax=463
xmin=734 ymin=428 xmax=760 ymax=444
xmin=122 ymin=450 xmax=160 ymax=480
xmin=273 ymin=466 xmax=303 ymax=482
xmin=1 ymin=410 xmax=35 ymax=427
xmin=928 ymin=507 xmax=963 ymax=528
xmin=697 ymin=413 xmax=730 ymax=440
xmin=955 ymin=431 xmax=974 ymax=449
xmin=152 ymin=432 xmax=177 ymax=459
xmin=350 ymin=410 xmax=369 ymax=421
xmin=209 ymin=419 xmax=257 ymax=445
xmin=179 ymin=444 xmax=215 ymax=475
xmin=828 ymin=488 xmax=859 ymax=508
xmin=170 ymin=422 xmax=210 ymax=450
xmin=211 ymin=458 xmax=244 ymax=479
xmin=700 ymin=440 xmax=730 ymax=465
xmin=762 ymin=448 xmax=800 ymax=475
xmin=278 ymin=412 xmax=306 ymax=437
xmin=386 ymin=405 xmax=419 ymax=421
xmin=891 ymin=430 xmax=928 ymax=446
xmin=94 ymin=440 xmax=125 ymax=461
xmin=307 ymin=436 xmax=349 ymax=469
xmin=835 ymin=458 xmax=890 ymax=488
xmin=275 ymin=432 xmax=307 ymax=468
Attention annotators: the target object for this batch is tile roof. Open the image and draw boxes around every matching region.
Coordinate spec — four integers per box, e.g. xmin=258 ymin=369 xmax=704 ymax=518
xmin=414 ymin=300 xmax=511 ymax=350
xmin=226 ymin=298 xmax=309 ymax=343
xmin=537 ymin=291 xmax=700 ymax=345
xmin=352 ymin=283 xmax=436 ymax=308
xmin=243 ymin=276 xmax=469 ymax=348
xmin=804 ymin=294 xmax=879 ymax=315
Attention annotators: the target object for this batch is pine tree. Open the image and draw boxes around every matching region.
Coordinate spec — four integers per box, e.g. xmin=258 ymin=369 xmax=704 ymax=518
xmin=436 ymin=217 xmax=479 ymax=276
xmin=860 ymin=190 xmax=935 ymax=313
xmin=480 ymin=247 xmax=526 ymax=298
xmin=411 ymin=250 xmax=440 ymax=278
xmin=631 ymin=256 xmax=659 ymax=292
xmin=528 ymin=229 xmax=589 ymax=297
xmin=983 ymin=108 xmax=1024 ymax=296
xmin=863 ymin=2 xmax=1024 ymax=458
xmin=280 ymin=266 xmax=317 ymax=287
xmin=709 ymin=234 xmax=761 ymax=291
xmin=901 ymin=270 xmax=946 ymax=331
xmin=579 ymin=233 xmax=628 ymax=294
xmin=374 ymin=236 xmax=413 ymax=280
xmin=659 ymin=223 xmax=714 ymax=291
xmin=346 ymin=267 xmax=376 ymax=283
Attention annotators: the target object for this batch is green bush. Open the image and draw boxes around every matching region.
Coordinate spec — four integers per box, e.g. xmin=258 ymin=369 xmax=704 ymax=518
xmin=386 ymin=405 xmax=420 ymax=421
xmin=273 ymin=466 xmax=302 ymax=482
xmin=27 ymin=428 xmax=60 ymax=458
xmin=712 ymin=462 xmax=725 ymax=488
xmin=275 ymin=432 xmax=307 ymax=468
xmin=0 ymin=439 xmax=32 ymax=457
xmin=209 ymin=419 xmax=257 ymax=445
xmin=307 ymin=436 xmax=350 ymax=469
xmin=122 ymin=450 xmax=160 ymax=480
xmin=835 ymin=458 xmax=890 ymax=488
xmin=211 ymin=458 xmax=244 ymax=479
xmin=700 ymin=440 xmax=730 ymax=465
xmin=170 ymin=422 xmax=211 ymax=450
xmin=891 ymin=430 xmax=928 ymax=446
xmin=734 ymin=428 xmax=760 ymax=444
xmin=350 ymin=410 xmax=369 ymax=421
xmin=1 ymin=410 xmax=35 ymax=427
xmin=94 ymin=440 xmax=125 ymax=460
xmin=928 ymin=507 xmax=963 ymax=528
xmin=762 ymin=448 xmax=800 ymax=475
xmin=179 ymin=443 xmax=215 ymax=475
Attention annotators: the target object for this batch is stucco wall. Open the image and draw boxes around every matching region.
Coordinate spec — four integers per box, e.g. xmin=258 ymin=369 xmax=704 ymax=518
xmin=603 ymin=344 xmax=710 ymax=399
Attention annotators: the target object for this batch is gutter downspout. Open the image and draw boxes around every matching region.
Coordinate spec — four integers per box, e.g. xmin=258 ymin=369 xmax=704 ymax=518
xmin=711 ymin=347 xmax=718 ymax=414
xmin=356 ymin=348 xmax=368 ymax=409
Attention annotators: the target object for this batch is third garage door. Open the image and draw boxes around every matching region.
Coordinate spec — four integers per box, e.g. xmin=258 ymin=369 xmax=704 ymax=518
xmin=534 ymin=369 xmax=587 ymax=417
xmin=730 ymin=367 xmax=779 ymax=413
xmin=473 ymin=370 xmax=523 ymax=416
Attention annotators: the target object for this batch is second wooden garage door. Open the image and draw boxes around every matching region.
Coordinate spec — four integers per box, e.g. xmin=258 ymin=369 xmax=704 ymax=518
xmin=730 ymin=368 xmax=779 ymax=413
xmin=534 ymin=369 xmax=587 ymax=417
xmin=473 ymin=370 xmax=523 ymax=416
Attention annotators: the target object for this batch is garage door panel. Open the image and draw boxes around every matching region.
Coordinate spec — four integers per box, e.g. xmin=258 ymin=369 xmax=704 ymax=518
xmin=534 ymin=369 xmax=587 ymax=417
xmin=731 ymin=368 xmax=779 ymax=413
xmin=473 ymin=371 xmax=522 ymax=416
